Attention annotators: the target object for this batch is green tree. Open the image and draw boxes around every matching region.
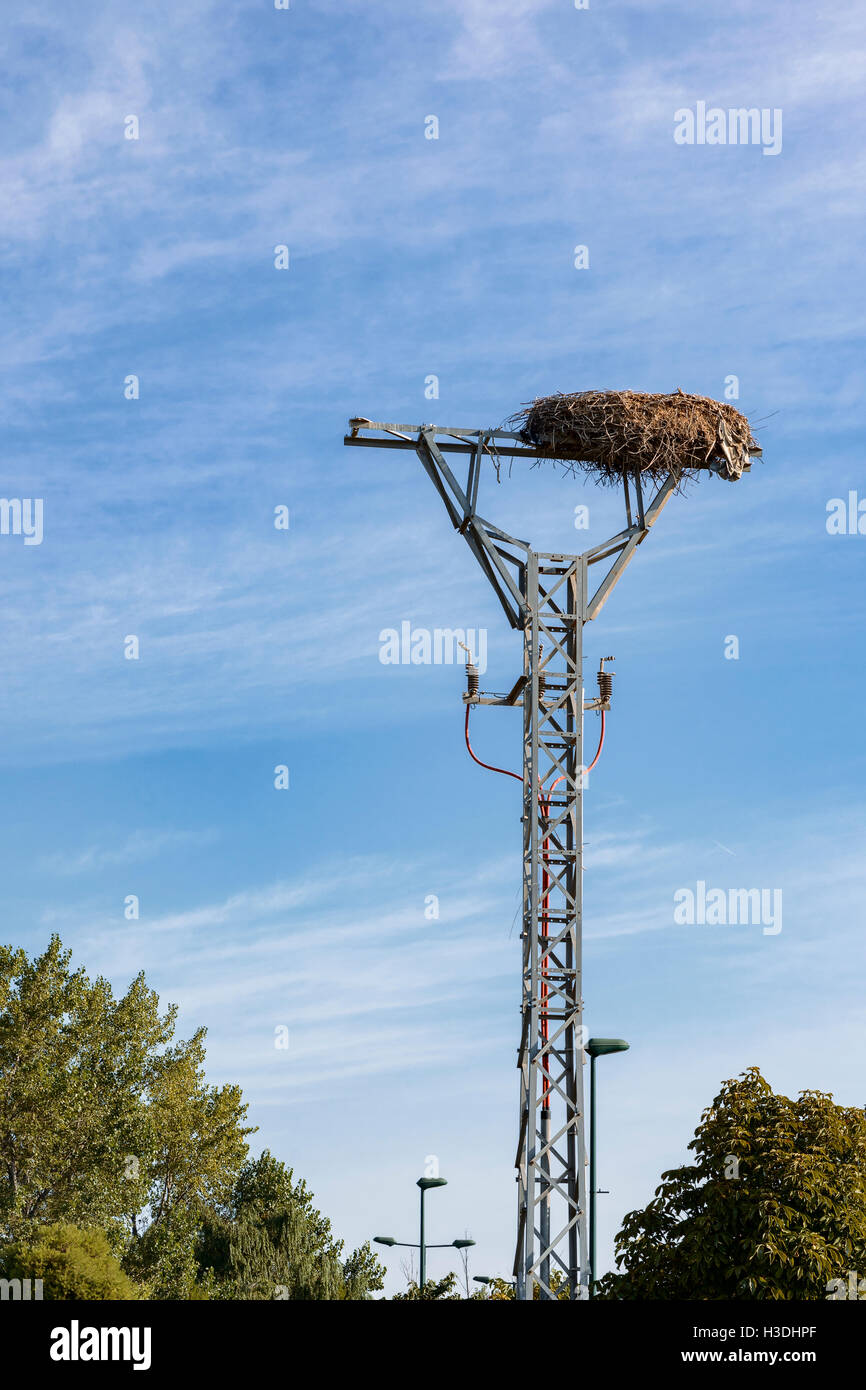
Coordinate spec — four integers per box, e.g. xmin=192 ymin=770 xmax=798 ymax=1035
xmin=123 ymin=1202 xmax=212 ymax=1300
xmin=470 ymin=1274 xmax=570 ymax=1299
xmin=0 ymin=938 xmax=381 ymax=1300
xmin=0 ymin=936 xmax=254 ymax=1296
xmin=342 ymin=1240 xmax=384 ymax=1300
xmin=393 ymin=1272 xmax=462 ymax=1300
xmin=597 ymin=1066 xmax=866 ymax=1300
xmin=469 ymin=1275 xmax=514 ymax=1300
xmin=196 ymin=1150 xmax=384 ymax=1300
xmin=0 ymin=936 xmax=168 ymax=1236
xmin=0 ymin=1223 xmax=140 ymax=1299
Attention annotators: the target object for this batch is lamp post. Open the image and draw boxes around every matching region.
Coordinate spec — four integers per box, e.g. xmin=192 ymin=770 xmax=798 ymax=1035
xmin=418 ymin=1176 xmax=445 ymax=1288
xmin=374 ymin=1176 xmax=475 ymax=1292
xmin=586 ymin=1037 xmax=629 ymax=1298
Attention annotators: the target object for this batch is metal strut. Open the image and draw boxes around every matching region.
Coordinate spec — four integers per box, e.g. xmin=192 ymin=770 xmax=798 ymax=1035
xmin=344 ymin=419 xmax=678 ymax=1300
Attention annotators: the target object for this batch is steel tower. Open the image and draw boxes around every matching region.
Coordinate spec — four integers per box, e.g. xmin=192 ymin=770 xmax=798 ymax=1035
xmin=345 ymin=418 xmax=682 ymax=1299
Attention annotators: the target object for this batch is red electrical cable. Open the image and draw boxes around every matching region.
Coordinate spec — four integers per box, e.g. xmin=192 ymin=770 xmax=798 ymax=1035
xmin=463 ymin=705 xmax=605 ymax=783
xmin=585 ymin=708 xmax=606 ymax=774
xmin=463 ymin=706 xmax=523 ymax=782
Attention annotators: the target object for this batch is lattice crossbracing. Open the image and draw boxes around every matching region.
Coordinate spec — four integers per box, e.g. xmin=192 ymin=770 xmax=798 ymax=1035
xmin=344 ymin=419 xmax=680 ymax=1300
xmin=516 ymin=553 xmax=586 ymax=1299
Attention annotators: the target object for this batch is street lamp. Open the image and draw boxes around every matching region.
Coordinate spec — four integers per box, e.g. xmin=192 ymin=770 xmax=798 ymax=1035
xmin=586 ymin=1037 xmax=629 ymax=1298
xmin=374 ymin=1176 xmax=475 ymax=1292
xmin=417 ymin=1176 xmax=447 ymax=1289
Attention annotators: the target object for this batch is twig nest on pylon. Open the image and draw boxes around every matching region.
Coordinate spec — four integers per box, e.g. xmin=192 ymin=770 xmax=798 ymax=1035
xmin=512 ymin=390 xmax=762 ymax=485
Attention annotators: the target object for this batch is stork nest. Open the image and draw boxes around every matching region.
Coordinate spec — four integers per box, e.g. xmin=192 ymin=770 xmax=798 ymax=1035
xmin=511 ymin=389 xmax=761 ymax=485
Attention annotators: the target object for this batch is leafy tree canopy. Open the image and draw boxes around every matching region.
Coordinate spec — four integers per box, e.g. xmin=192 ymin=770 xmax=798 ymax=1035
xmin=0 ymin=934 xmax=253 ymax=1253
xmin=469 ymin=1276 xmax=515 ymax=1300
xmin=0 ymin=1222 xmax=140 ymax=1300
xmin=0 ymin=937 xmax=383 ymax=1300
xmin=393 ymin=1272 xmax=462 ymax=1300
xmin=196 ymin=1150 xmax=384 ymax=1300
xmin=597 ymin=1066 xmax=866 ymax=1300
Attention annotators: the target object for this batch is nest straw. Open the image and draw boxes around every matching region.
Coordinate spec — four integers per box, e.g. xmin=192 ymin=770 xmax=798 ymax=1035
xmin=511 ymin=389 xmax=762 ymax=486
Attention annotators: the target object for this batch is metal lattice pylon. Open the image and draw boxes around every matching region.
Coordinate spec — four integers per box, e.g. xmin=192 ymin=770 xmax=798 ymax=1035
xmin=517 ymin=550 xmax=585 ymax=1301
xmin=344 ymin=418 xmax=679 ymax=1299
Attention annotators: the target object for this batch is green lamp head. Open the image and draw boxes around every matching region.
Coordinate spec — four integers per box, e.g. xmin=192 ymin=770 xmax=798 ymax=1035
xmin=586 ymin=1037 xmax=630 ymax=1058
xmin=373 ymin=1236 xmax=396 ymax=1246
xmin=417 ymin=1177 xmax=448 ymax=1190
xmin=452 ymin=1239 xmax=475 ymax=1249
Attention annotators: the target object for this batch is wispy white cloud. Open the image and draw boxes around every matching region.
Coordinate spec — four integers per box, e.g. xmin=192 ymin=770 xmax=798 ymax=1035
xmin=38 ymin=826 xmax=219 ymax=875
xmin=42 ymin=851 xmax=514 ymax=1099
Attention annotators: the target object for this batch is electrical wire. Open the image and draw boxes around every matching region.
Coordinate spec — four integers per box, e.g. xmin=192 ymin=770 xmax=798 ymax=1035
xmin=585 ymin=708 xmax=606 ymax=774
xmin=463 ymin=706 xmax=523 ymax=783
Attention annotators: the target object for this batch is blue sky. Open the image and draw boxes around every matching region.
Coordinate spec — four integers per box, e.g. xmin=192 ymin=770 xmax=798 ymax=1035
xmin=2 ymin=0 xmax=865 ymax=1294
